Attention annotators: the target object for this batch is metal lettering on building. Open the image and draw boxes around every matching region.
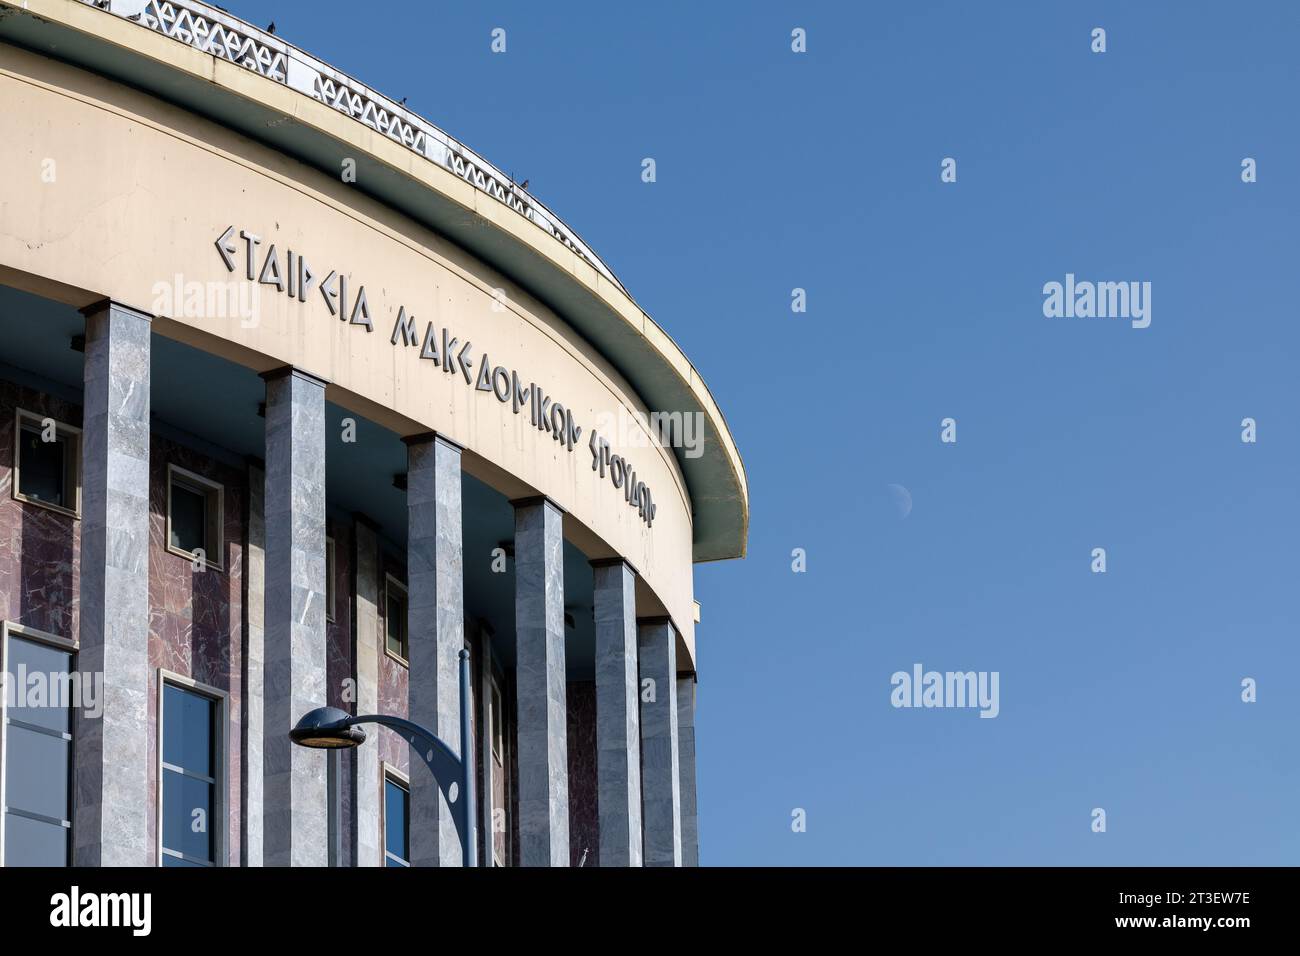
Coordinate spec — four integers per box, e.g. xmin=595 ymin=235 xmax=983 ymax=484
xmin=215 ymin=226 xmax=657 ymax=527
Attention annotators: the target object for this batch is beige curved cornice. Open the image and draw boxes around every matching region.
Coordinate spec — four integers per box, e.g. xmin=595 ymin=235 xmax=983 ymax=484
xmin=0 ymin=0 xmax=748 ymax=562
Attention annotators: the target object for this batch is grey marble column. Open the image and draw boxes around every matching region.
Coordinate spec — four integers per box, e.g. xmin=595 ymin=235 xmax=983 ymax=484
xmin=592 ymin=559 xmax=642 ymax=867
xmin=676 ymin=675 xmax=699 ymax=867
xmin=352 ymin=515 xmax=383 ymax=867
xmin=261 ymin=366 xmax=329 ymax=867
xmin=404 ymin=433 xmax=465 ymax=867
xmin=73 ymin=300 xmax=152 ymax=867
xmin=513 ymin=497 xmax=569 ymax=866
xmin=638 ymin=618 xmax=681 ymax=867
xmin=242 ymin=458 xmax=266 ymax=866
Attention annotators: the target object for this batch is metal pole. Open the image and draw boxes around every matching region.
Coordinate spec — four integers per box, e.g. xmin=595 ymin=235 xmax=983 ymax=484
xmin=327 ymin=748 xmax=342 ymax=866
xmin=308 ymin=704 xmax=475 ymax=866
xmin=459 ymin=648 xmax=478 ymax=868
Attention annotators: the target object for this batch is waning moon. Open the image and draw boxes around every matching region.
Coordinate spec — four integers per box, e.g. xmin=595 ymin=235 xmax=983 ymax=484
xmin=887 ymin=483 xmax=912 ymax=519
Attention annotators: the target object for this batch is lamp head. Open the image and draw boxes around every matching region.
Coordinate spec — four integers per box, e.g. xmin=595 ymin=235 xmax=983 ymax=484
xmin=290 ymin=706 xmax=367 ymax=749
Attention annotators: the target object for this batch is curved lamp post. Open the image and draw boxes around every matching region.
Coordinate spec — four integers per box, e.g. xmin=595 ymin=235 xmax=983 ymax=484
xmin=290 ymin=648 xmax=478 ymax=867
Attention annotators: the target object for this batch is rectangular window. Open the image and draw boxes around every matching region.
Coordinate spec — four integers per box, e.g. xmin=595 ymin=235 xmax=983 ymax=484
xmin=12 ymin=409 xmax=81 ymax=517
xmin=487 ymin=672 xmax=509 ymax=867
xmin=326 ymin=537 xmax=336 ymax=623
xmin=490 ymin=680 xmax=503 ymax=763
xmin=166 ymin=465 xmax=223 ymax=570
xmin=384 ymin=773 xmax=410 ymax=867
xmin=1 ymin=623 xmax=75 ymax=866
xmin=385 ymin=575 xmax=408 ymax=664
xmin=159 ymin=677 xmax=223 ymax=867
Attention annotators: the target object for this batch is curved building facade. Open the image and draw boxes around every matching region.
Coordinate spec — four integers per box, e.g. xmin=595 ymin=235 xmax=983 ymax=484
xmin=0 ymin=0 xmax=747 ymax=867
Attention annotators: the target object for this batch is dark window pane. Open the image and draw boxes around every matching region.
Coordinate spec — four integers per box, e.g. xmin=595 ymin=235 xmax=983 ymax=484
xmin=7 ymin=637 xmax=73 ymax=733
xmin=386 ymin=592 xmax=405 ymax=657
xmin=490 ymin=684 xmax=503 ymax=758
xmin=385 ymin=779 xmax=409 ymax=863
xmin=162 ymin=768 xmax=215 ymax=863
xmin=326 ymin=542 xmax=335 ymax=619
xmin=169 ymin=481 xmax=207 ymax=555
xmin=19 ymin=425 xmax=67 ymax=508
xmin=3 ymin=812 xmax=68 ymax=866
xmin=5 ymin=725 xmax=70 ymax=820
xmin=162 ymin=684 xmax=214 ymax=775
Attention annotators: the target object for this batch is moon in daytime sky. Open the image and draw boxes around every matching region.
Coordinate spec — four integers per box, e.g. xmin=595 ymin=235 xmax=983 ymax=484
xmin=887 ymin=483 xmax=912 ymax=519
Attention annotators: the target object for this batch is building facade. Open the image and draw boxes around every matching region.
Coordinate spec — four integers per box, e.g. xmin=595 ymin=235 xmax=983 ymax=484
xmin=0 ymin=0 xmax=747 ymax=867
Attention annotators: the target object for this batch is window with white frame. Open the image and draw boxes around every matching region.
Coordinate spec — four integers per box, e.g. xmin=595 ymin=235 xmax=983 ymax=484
xmin=159 ymin=676 xmax=224 ymax=867
xmin=0 ymin=623 xmax=76 ymax=866
xmin=486 ymin=671 xmax=509 ymax=868
xmin=490 ymin=679 xmax=504 ymax=764
xmin=325 ymin=537 xmax=336 ymax=623
xmin=384 ymin=574 xmax=408 ymax=664
xmin=166 ymin=465 xmax=224 ymax=570
xmin=12 ymin=409 xmax=81 ymax=517
xmin=383 ymin=771 xmax=410 ymax=867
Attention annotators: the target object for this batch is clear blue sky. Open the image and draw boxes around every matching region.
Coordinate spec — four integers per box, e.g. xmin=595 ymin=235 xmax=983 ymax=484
xmin=231 ymin=0 xmax=1299 ymax=864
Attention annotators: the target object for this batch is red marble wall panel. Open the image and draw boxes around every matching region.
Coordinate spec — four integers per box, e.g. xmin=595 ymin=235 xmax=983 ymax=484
xmin=146 ymin=436 xmax=245 ymax=867
xmin=326 ymin=519 xmax=353 ymax=709
xmin=0 ymin=379 xmax=82 ymax=640
xmin=566 ymin=679 xmax=599 ymax=866
xmin=326 ymin=518 xmax=355 ymax=865
xmin=377 ymin=555 xmax=410 ymax=779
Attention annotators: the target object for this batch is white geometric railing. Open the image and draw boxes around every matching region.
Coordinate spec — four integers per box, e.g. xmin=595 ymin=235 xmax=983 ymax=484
xmin=77 ymin=0 xmax=625 ymax=292
xmin=138 ymin=0 xmax=287 ymax=79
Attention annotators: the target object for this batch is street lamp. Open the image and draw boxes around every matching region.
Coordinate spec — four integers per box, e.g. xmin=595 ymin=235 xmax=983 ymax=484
xmin=290 ymin=648 xmax=478 ymax=867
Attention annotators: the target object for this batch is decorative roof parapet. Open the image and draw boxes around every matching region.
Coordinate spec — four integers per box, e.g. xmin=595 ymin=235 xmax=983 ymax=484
xmin=77 ymin=0 xmax=627 ymax=294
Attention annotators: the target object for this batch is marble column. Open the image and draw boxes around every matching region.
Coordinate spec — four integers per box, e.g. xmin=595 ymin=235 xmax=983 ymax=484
xmin=676 ymin=675 xmax=699 ymax=867
xmin=261 ymin=366 xmax=329 ymax=867
xmin=638 ymin=618 xmax=681 ymax=867
xmin=241 ymin=458 xmax=266 ymax=866
xmin=352 ymin=515 xmax=383 ymax=867
xmin=513 ymin=497 xmax=568 ymax=866
xmin=592 ymin=559 xmax=642 ymax=866
xmin=73 ymin=300 xmax=152 ymax=867
xmin=404 ymin=433 xmax=465 ymax=867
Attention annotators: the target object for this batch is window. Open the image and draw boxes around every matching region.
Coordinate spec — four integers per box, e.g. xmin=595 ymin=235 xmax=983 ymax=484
xmin=384 ymin=575 xmax=408 ymax=664
xmin=166 ymin=465 xmax=224 ymax=570
xmin=486 ymin=671 xmax=509 ymax=868
xmin=1 ymin=623 xmax=75 ymax=866
xmin=325 ymin=537 xmax=336 ymax=623
xmin=383 ymin=772 xmax=410 ymax=867
xmin=12 ymin=409 xmax=81 ymax=517
xmin=490 ymin=680 xmax=504 ymax=764
xmin=159 ymin=676 xmax=224 ymax=867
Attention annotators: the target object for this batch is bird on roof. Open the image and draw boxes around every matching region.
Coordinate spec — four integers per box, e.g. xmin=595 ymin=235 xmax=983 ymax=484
xmin=266 ymin=22 xmax=276 ymax=34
